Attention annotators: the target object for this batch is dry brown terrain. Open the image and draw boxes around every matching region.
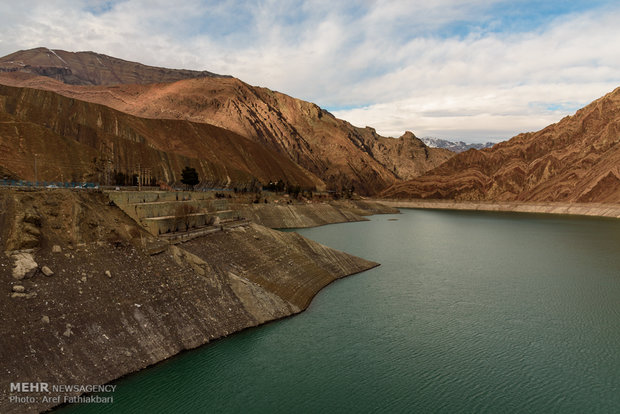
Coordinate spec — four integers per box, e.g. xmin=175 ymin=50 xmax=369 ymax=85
xmin=381 ymin=87 xmax=620 ymax=202
xmin=0 ymin=48 xmax=453 ymax=194
xmin=0 ymin=189 xmax=377 ymax=413
xmin=233 ymin=199 xmax=399 ymax=229
xmin=0 ymin=47 xmax=229 ymax=85
xmin=0 ymin=83 xmax=322 ymax=189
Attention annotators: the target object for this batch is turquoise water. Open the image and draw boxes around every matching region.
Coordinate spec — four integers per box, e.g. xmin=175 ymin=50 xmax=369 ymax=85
xmin=59 ymin=209 xmax=620 ymax=413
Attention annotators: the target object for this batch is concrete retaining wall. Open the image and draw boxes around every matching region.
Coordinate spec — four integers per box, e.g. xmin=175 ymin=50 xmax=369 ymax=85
xmin=107 ymin=190 xmax=213 ymax=206
xmin=106 ymin=191 xmax=231 ymax=236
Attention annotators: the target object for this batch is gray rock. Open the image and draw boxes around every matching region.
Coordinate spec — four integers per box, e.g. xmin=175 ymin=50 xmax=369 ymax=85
xmin=11 ymin=292 xmax=37 ymax=299
xmin=105 ymin=270 xmax=112 ymax=278
xmin=41 ymin=315 xmax=50 ymax=324
xmin=11 ymin=252 xmax=38 ymax=280
xmin=81 ymin=276 xmax=87 ymax=282
xmin=41 ymin=266 xmax=54 ymax=277
xmin=52 ymin=245 xmax=62 ymax=253
xmin=12 ymin=285 xmax=25 ymax=293
xmin=63 ymin=324 xmax=72 ymax=337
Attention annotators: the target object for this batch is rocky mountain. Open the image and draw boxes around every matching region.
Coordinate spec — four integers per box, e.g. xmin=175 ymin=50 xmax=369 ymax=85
xmin=421 ymin=137 xmax=495 ymax=153
xmin=0 ymin=48 xmax=453 ymax=194
xmin=0 ymin=47 xmax=229 ymax=85
xmin=0 ymin=84 xmax=322 ymax=189
xmin=381 ymin=87 xmax=620 ymax=202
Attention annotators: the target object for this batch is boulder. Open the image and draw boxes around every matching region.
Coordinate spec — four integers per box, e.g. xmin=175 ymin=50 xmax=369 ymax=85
xmin=12 ymin=285 xmax=25 ymax=293
xmin=12 ymin=252 xmax=38 ymax=280
xmin=11 ymin=292 xmax=37 ymax=299
xmin=41 ymin=266 xmax=54 ymax=277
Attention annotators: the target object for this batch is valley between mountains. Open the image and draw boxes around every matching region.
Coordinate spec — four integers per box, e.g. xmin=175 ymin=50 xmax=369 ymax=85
xmin=2 ymin=46 xmax=620 ymax=414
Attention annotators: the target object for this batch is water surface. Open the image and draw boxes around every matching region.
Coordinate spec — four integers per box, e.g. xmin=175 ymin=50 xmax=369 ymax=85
xmin=60 ymin=209 xmax=620 ymax=413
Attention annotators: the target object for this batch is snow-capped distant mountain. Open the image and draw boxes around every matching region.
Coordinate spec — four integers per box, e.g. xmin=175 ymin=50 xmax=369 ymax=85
xmin=421 ymin=137 xmax=496 ymax=153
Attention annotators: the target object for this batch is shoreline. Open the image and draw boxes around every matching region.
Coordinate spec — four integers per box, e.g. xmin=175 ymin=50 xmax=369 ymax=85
xmin=50 ymin=262 xmax=380 ymax=414
xmin=378 ymin=199 xmax=620 ymax=219
xmin=234 ymin=200 xmax=400 ymax=229
xmin=46 ymin=227 xmax=380 ymax=413
xmin=0 ymin=190 xmax=380 ymax=414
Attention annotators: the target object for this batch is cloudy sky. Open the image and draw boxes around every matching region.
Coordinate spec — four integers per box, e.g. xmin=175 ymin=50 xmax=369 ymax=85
xmin=1 ymin=1 xmax=619 ymax=142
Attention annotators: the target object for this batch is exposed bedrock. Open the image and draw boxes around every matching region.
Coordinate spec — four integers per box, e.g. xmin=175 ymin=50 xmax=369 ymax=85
xmin=0 ymin=189 xmax=377 ymax=413
xmin=234 ymin=199 xmax=399 ymax=229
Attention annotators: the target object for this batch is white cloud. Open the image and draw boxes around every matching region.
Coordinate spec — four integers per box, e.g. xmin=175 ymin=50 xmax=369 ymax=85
xmin=332 ymin=7 xmax=620 ymax=141
xmin=1 ymin=1 xmax=619 ymax=142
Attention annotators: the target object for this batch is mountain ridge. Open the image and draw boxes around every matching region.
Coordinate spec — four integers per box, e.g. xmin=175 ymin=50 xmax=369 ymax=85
xmin=0 ymin=47 xmax=230 ymax=86
xmin=0 ymin=83 xmax=323 ymax=189
xmin=0 ymin=48 xmax=453 ymax=194
xmin=421 ymin=137 xmax=496 ymax=153
xmin=380 ymin=86 xmax=620 ymax=202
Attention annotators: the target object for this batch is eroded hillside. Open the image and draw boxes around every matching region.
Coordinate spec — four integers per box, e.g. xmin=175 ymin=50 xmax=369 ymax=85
xmin=381 ymin=87 xmax=620 ymax=202
xmin=0 ymin=189 xmax=377 ymax=413
xmin=0 ymin=48 xmax=453 ymax=194
xmin=0 ymin=84 xmax=323 ymax=190
xmin=0 ymin=47 xmax=229 ymax=85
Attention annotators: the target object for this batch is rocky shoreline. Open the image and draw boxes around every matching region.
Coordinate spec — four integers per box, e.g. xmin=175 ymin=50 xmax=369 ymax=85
xmin=0 ymin=190 xmax=380 ymax=413
xmin=379 ymin=199 xmax=620 ymax=219
xmin=235 ymin=199 xmax=399 ymax=229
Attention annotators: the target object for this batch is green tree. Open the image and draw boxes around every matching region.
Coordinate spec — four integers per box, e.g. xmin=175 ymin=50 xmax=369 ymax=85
xmin=113 ymin=171 xmax=126 ymax=186
xmin=181 ymin=166 xmax=199 ymax=190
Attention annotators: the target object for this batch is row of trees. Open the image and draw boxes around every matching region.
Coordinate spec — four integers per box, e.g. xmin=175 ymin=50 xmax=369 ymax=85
xmin=112 ymin=167 xmax=199 ymax=189
xmin=113 ymin=167 xmax=355 ymax=197
xmin=113 ymin=171 xmax=157 ymax=187
xmin=262 ymin=179 xmax=317 ymax=196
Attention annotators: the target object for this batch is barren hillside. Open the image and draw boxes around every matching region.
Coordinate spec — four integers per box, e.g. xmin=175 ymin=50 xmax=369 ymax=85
xmin=0 ymin=48 xmax=453 ymax=194
xmin=0 ymin=47 xmax=229 ymax=85
xmin=0 ymin=84 xmax=323 ymax=189
xmin=381 ymin=87 xmax=620 ymax=203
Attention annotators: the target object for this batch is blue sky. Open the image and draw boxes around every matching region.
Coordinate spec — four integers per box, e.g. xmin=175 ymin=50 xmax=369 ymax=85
xmin=1 ymin=0 xmax=619 ymax=142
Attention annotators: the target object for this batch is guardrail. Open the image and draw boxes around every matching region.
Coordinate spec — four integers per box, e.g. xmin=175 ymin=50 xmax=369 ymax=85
xmin=0 ymin=180 xmax=238 ymax=192
xmin=0 ymin=180 xmax=100 ymax=189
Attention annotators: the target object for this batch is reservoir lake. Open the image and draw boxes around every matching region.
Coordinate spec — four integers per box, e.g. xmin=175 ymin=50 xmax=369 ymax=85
xmin=59 ymin=208 xmax=620 ymax=413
